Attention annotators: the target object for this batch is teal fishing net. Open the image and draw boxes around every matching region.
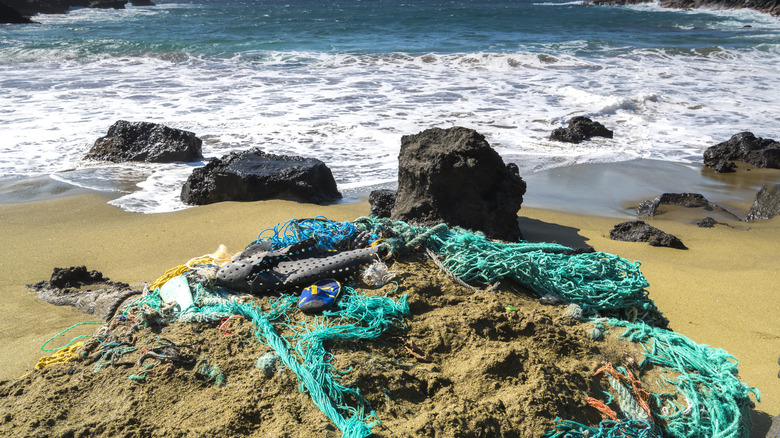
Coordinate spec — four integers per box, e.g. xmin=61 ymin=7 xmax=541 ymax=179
xmin=353 ymin=216 xmax=664 ymax=325
xmin=177 ymin=282 xmax=408 ymax=438
xmin=545 ymin=419 xmax=659 ymax=438
xmin=594 ymin=319 xmax=760 ymax=438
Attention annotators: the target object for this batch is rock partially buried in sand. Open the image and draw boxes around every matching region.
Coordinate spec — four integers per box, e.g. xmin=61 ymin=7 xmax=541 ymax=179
xmin=768 ymin=414 xmax=780 ymax=437
xmin=609 ymin=220 xmax=687 ymax=249
xmin=637 ymin=192 xmax=738 ymax=219
xmin=703 ymin=132 xmax=780 ymax=173
xmin=84 ymin=120 xmax=204 ymax=163
xmin=391 ymin=127 xmax=526 ymax=242
xmin=28 ymin=266 xmax=141 ymax=321
xmin=549 ymin=116 xmax=613 ymax=144
xmin=747 ymin=183 xmax=780 ymax=221
xmin=181 ymin=148 xmax=342 ymax=205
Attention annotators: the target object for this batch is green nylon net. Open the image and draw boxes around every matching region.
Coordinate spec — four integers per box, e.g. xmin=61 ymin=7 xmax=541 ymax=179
xmin=595 ymin=319 xmax=760 ymax=438
xmin=353 ymin=216 xmax=664 ymax=325
xmin=177 ymin=282 xmax=408 ymax=438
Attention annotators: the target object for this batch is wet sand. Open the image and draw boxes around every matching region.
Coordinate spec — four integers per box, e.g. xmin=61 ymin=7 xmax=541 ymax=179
xmin=0 ymin=159 xmax=778 ymax=434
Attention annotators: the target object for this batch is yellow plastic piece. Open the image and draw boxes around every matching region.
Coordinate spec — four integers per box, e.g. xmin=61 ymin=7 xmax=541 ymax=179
xmin=35 ymin=341 xmax=84 ymax=370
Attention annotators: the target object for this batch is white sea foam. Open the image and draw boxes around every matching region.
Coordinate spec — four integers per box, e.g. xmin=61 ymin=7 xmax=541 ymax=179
xmin=2 ymin=37 xmax=779 ymax=212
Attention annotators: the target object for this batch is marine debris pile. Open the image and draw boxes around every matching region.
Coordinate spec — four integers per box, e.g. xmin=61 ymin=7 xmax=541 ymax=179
xmin=0 ymin=217 xmax=760 ymax=438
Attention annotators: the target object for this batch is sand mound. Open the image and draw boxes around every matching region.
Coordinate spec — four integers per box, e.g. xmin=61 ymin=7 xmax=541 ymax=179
xmin=0 ymin=254 xmax=649 ymax=438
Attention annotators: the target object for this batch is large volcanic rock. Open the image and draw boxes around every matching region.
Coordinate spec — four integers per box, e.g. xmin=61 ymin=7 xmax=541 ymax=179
xmin=703 ymin=132 xmax=780 ymax=172
xmin=549 ymin=116 xmax=613 ymax=144
xmin=585 ymin=0 xmax=780 ymax=15
xmin=747 ymin=184 xmax=780 ymax=221
xmin=181 ymin=148 xmax=342 ymax=205
xmin=84 ymin=120 xmax=203 ymax=163
xmin=0 ymin=1 xmax=35 ymax=23
xmin=391 ymin=127 xmax=526 ymax=242
xmin=659 ymin=0 xmax=780 ymax=15
xmin=2 ymin=0 xmax=127 ymax=16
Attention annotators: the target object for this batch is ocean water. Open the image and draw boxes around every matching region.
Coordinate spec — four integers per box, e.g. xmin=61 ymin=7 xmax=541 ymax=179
xmin=1 ymin=0 xmax=779 ymax=213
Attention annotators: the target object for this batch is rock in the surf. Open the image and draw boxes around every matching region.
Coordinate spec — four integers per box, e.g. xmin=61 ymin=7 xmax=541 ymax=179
xmin=391 ymin=126 xmax=526 ymax=242
xmin=2 ymin=0 xmax=127 ymax=16
xmin=747 ymin=183 xmax=780 ymax=221
xmin=180 ymin=148 xmax=341 ymax=205
xmin=703 ymin=132 xmax=780 ymax=172
xmin=549 ymin=116 xmax=613 ymax=144
xmin=609 ymin=220 xmax=687 ymax=249
xmin=84 ymin=120 xmax=203 ymax=163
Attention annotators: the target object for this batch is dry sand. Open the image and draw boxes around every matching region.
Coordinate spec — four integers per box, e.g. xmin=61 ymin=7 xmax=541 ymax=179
xmin=0 ymin=159 xmax=778 ymax=435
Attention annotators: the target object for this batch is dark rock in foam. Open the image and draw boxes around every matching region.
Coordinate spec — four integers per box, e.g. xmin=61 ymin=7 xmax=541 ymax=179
xmin=180 ymin=148 xmax=342 ymax=205
xmin=549 ymin=116 xmax=613 ymax=144
xmin=84 ymin=120 xmax=203 ymax=163
xmin=391 ymin=126 xmax=526 ymax=242
xmin=2 ymin=0 xmax=128 ymax=16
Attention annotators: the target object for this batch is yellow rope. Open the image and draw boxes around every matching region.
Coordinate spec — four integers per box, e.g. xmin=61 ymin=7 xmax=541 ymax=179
xmin=35 ymin=341 xmax=84 ymax=370
xmin=148 ymin=245 xmax=234 ymax=291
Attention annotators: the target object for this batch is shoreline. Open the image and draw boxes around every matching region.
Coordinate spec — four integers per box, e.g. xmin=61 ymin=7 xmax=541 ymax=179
xmin=1 ymin=159 xmax=778 ymax=434
xmin=5 ymin=158 xmax=778 ymax=219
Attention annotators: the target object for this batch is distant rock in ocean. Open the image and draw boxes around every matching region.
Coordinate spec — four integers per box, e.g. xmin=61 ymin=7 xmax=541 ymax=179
xmin=1 ymin=1 xmax=35 ymax=23
xmin=549 ymin=116 xmax=613 ymax=144
xmin=1 ymin=0 xmax=154 ymax=21
xmin=585 ymin=0 xmax=780 ymax=15
xmin=84 ymin=120 xmax=204 ymax=163
xmin=703 ymin=132 xmax=780 ymax=173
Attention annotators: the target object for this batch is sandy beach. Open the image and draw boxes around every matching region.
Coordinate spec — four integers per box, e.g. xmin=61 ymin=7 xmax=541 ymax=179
xmin=0 ymin=159 xmax=778 ymax=436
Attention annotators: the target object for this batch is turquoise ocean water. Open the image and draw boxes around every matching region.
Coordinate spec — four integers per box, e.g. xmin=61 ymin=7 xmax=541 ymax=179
xmin=1 ymin=0 xmax=778 ymax=212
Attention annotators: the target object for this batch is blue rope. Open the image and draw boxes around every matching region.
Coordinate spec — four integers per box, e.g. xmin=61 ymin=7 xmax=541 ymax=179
xmin=254 ymin=216 xmax=368 ymax=250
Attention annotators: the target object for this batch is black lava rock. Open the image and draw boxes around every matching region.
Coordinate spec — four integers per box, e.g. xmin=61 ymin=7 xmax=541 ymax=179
xmin=369 ymin=189 xmax=396 ymax=218
xmin=84 ymin=120 xmax=203 ymax=163
xmin=180 ymin=148 xmax=342 ymax=205
xmin=391 ymin=126 xmax=526 ymax=242
xmin=549 ymin=116 xmax=613 ymax=144
xmin=747 ymin=183 xmax=780 ymax=221
xmin=637 ymin=193 xmax=718 ymax=217
xmin=609 ymin=220 xmax=687 ymax=249
xmin=0 ymin=2 xmax=35 ymax=23
xmin=696 ymin=217 xmax=718 ymax=228
xmin=703 ymin=132 xmax=780 ymax=172
xmin=28 ymin=266 xmax=136 ymax=321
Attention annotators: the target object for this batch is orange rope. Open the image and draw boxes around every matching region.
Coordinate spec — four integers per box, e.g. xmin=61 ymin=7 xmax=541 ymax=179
xmin=218 ymin=315 xmax=245 ymax=336
xmin=593 ymin=362 xmax=654 ymax=423
xmin=585 ymin=395 xmax=618 ymax=421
